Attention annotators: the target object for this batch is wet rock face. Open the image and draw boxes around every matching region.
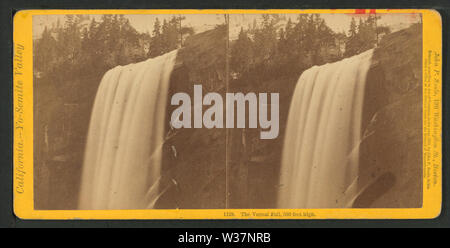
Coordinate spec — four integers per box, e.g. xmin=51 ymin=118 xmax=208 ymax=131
xmin=355 ymin=24 xmax=423 ymax=208
xmin=156 ymin=26 xmax=228 ymax=209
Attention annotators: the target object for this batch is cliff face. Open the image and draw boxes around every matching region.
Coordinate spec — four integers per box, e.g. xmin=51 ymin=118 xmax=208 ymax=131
xmin=156 ymin=25 xmax=228 ymax=208
xmin=355 ymin=24 xmax=423 ymax=208
xmin=34 ymin=73 xmax=104 ymax=210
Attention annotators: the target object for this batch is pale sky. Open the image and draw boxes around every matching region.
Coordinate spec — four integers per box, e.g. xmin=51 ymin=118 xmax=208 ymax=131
xmin=33 ymin=13 xmax=421 ymax=40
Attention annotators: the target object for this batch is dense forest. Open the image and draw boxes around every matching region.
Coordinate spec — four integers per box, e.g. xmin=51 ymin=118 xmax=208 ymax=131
xmin=34 ymin=15 xmax=192 ymax=81
xmin=34 ymin=14 xmax=389 ymax=84
xmin=230 ymin=14 xmax=390 ymax=81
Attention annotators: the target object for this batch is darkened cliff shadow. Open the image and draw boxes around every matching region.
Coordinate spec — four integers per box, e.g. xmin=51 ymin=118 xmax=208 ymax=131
xmin=156 ymin=25 xmax=228 ymax=209
xmin=355 ymin=23 xmax=423 ymax=208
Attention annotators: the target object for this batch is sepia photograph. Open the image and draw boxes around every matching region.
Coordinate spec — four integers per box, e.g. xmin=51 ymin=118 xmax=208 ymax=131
xmin=31 ymin=12 xmax=424 ymax=210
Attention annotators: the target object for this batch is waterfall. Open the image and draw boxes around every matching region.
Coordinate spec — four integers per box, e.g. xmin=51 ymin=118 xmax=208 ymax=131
xmin=78 ymin=50 xmax=178 ymax=210
xmin=278 ymin=49 xmax=374 ymax=208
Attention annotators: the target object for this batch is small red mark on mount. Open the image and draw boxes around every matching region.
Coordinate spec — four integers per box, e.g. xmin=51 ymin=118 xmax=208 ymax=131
xmin=355 ymin=9 xmax=366 ymax=14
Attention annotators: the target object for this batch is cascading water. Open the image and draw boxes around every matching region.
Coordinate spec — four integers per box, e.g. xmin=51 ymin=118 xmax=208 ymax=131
xmin=79 ymin=50 xmax=178 ymax=210
xmin=278 ymin=49 xmax=374 ymax=208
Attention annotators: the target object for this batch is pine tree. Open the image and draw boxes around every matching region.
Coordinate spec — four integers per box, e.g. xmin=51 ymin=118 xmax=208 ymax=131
xmin=148 ymin=18 xmax=162 ymax=57
xmin=349 ymin=17 xmax=357 ymax=37
xmin=230 ymin=27 xmax=254 ymax=76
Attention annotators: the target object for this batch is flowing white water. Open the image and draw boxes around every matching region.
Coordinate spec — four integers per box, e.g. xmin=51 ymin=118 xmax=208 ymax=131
xmin=278 ymin=49 xmax=374 ymax=208
xmin=79 ymin=50 xmax=178 ymax=210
